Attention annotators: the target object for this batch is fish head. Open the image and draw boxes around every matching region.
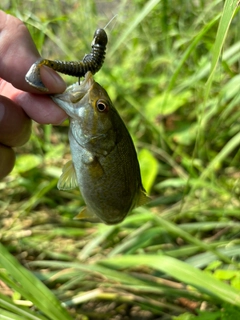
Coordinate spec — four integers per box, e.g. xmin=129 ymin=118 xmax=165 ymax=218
xmin=52 ymin=72 xmax=115 ymax=141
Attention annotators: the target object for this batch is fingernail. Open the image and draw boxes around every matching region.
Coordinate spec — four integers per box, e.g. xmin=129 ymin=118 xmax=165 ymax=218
xmin=41 ymin=66 xmax=66 ymax=92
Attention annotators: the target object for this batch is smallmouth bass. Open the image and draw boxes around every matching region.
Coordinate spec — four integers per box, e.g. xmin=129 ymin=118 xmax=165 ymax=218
xmin=52 ymin=72 xmax=149 ymax=224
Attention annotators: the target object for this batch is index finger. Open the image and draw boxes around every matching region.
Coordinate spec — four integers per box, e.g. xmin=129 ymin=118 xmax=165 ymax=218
xmin=0 ymin=10 xmax=66 ymax=94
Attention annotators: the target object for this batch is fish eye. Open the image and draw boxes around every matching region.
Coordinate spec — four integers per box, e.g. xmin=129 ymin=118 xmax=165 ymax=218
xmin=96 ymin=100 xmax=109 ymax=112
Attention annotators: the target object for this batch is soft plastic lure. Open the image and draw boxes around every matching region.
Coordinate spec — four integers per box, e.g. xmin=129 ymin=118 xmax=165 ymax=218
xmin=25 ymin=28 xmax=108 ymax=92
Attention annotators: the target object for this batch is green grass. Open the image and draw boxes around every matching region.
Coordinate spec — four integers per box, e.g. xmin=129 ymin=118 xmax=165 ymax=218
xmin=1 ymin=0 xmax=240 ymax=319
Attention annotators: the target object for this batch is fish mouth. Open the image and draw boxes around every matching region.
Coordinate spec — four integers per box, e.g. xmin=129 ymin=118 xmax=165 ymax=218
xmin=51 ymin=72 xmax=94 ymax=115
xmin=53 ymin=71 xmax=94 ymax=102
xmin=82 ymin=71 xmax=94 ymax=88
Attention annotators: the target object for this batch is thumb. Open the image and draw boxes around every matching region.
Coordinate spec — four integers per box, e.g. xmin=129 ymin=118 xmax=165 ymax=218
xmin=0 ymin=11 xmax=66 ymax=94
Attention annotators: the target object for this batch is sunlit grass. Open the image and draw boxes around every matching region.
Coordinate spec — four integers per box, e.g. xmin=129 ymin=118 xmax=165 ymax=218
xmin=1 ymin=0 xmax=240 ymax=319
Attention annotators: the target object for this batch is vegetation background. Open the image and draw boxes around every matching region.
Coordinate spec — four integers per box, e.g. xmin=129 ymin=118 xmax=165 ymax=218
xmin=1 ymin=0 xmax=240 ymax=319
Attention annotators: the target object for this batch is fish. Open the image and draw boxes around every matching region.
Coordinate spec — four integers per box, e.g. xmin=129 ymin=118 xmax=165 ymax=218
xmin=51 ymin=71 xmax=149 ymax=224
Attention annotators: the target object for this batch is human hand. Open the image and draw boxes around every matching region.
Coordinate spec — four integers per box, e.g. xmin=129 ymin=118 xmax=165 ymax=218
xmin=0 ymin=10 xmax=67 ymax=179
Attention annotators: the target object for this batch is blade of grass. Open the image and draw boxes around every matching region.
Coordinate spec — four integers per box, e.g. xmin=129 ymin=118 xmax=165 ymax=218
xmin=0 ymin=244 xmax=73 ymax=320
xmin=29 ymin=260 xmax=151 ymax=287
xmin=201 ymin=131 xmax=240 ymax=179
xmin=79 ymin=225 xmax=117 ymax=260
xmin=19 ymin=178 xmax=58 ymax=213
xmin=166 ymin=14 xmax=220 ymax=94
xmin=0 ymin=292 xmax=47 ymax=320
xmin=154 ymin=216 xmax=237 ymax=267
xmin=100 ymin=255 xmax=240 ymax=306
xmin=109 ymin=0 xmax=161 ymax=55
xmin=205 ymin=0 xmax=238 ymax=100
xmin=0 ymin=309 xmax=27 ymax=320
xmin=185 ymin=245 xmax=240 ymax=268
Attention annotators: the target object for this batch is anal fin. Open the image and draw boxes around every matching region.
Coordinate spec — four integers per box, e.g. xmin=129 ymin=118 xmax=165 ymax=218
xmin=135 ymin=187 xmax=151 ymax=208
xmin=74 ymin=207 xmax=101 ymax=223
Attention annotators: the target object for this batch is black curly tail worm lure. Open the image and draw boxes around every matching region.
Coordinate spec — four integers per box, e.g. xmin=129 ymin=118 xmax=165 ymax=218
xmin=25 ymin=28 xmax=108 ymax=92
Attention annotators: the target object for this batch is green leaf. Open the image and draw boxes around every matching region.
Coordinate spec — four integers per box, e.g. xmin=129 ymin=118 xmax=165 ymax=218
xmin=138 ymin=148 xmax=158 ymax=193
xmin=146 ymin=91 xmax=191 ymax=119
xmin=172 ymin=313 xmax=196 ymax=320
xmin=12 ymin=154 xmax=42 ymax=174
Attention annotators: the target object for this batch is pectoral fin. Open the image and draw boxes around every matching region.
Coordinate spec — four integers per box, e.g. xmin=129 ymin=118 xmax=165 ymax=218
xmin=74 ymin=207 xmax=101 ymax=223
xmin=57 ymin=160 xmax=78 ymax=190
